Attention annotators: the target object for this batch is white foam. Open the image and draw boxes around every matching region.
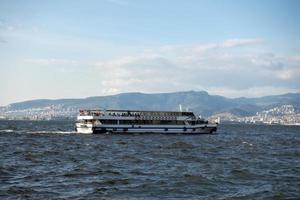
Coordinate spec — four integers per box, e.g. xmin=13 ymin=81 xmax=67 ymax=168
xmin=242 ymin=141 xmax=253 ymax=146
xmin=0 ymin=129 xmax=14 ymax=133
xmin=27 ymin=131 xmax=77 ymax=134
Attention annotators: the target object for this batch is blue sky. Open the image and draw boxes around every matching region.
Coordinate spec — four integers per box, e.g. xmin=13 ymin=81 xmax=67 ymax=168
xmin=0 ymin=0 xmax=300 ymax=105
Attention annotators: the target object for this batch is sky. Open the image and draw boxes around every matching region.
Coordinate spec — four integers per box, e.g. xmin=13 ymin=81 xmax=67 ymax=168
xmin=0 ymin=0 xmax=300 ymax=105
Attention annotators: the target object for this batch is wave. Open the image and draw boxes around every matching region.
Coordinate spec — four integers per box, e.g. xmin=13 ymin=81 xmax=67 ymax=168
xmin=0 ymin=129 xmax=14 ymax=133
xmin=167 ymin=141 xmax=195 ymax=149
xmin=27 ymin=131 xmax=77 ymax=134
xmin=0 ymin=129 xmax=77 ymax=134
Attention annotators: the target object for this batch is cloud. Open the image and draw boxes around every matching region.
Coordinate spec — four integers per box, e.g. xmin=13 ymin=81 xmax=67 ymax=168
xmin=21 ymin=38 xmax=299 ymax=98
xmin=158 ymin=38 xmax=263 ymax=55
xmin=221 ymin=38 xmax=263 ymax=47
xmin=25 ymin=58 xmax=79 ymax=66
xmin=290 ymin=55 xmax=300 ymax=62
xmin=277 ymin=67 xmax=300 ymax=80
xmin=90 ymin=38 xmax=299 ymax=97
xmin=274 ymin=54 xmax=300 ymax=80
xmin=0 ymin=37 xmax=7 ymax=43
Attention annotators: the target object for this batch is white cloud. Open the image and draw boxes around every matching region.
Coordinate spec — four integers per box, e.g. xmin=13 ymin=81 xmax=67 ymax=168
xmin=290 ymin=55 xmax=300 ymax=61
xmin=89 ymin=38 xmax=299 ymax=97
xmin=19 ymin=38 xmax=299 ymax=98
xmin=25 ymin=58 xmax=79 ymax=66
xmin=157 ymin=38 xmax=263 ymax=55
xmin=221 ymin=38 xmax=263 ymax=47
xmin=277 ymin=67 xmax=300 ymax=80
xmin=274 ymin=54 xmax=300 ymax=80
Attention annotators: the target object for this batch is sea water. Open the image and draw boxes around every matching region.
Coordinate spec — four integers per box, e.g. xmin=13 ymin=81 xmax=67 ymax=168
xmin=0 ymin=120 xmax=299 ymax=199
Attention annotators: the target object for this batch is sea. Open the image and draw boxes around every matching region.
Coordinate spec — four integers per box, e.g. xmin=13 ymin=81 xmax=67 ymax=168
xmin=0 ymin=120 xmax=299 ymax=199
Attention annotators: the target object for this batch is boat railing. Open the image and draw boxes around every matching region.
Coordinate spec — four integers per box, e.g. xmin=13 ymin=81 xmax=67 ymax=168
xmin=79 ymin=109 xmax=196 ymax=118
xmin=79 ymin=110 xmax=103 ymax=116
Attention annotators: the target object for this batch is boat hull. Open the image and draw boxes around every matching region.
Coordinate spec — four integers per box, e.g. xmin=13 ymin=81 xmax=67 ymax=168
xmin=76 ymin=124 xmax=217 ymax=134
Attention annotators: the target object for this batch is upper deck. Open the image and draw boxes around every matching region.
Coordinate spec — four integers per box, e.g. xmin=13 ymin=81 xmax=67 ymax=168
xmin=78 ymin=109 xmax=196 ymax=120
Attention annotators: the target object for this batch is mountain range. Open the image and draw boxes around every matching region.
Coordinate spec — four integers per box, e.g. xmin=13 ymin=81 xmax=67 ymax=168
xmin=2 ymin=91 xmax=300 ymax=118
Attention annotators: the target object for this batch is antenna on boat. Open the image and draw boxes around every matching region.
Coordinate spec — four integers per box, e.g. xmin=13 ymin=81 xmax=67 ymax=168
xmin=179 ymin=104 xmax=182 ymax=112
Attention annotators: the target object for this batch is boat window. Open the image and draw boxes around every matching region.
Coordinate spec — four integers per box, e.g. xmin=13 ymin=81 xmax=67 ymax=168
xmin=100 ymin=120 xmax=118 ymax=124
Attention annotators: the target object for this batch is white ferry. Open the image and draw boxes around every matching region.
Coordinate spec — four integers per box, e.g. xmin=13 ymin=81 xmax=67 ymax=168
xmin=76 ymin=109 xmax=217 ymax=134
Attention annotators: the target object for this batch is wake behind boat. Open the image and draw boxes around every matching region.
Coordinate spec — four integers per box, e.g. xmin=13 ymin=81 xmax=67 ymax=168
xmin=76 ymin=109 xmax=217 ymax=134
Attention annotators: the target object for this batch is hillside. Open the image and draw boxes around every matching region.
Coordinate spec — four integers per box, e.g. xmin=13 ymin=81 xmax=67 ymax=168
xmin=1 ymin=91 xmax=300 ymax=118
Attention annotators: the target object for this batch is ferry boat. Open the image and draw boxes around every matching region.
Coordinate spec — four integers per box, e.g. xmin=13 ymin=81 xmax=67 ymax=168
xmin=76 ymin=109 xmax=217 ymax=134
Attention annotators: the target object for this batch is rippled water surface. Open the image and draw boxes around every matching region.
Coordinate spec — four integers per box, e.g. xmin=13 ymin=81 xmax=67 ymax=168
xmin=0 ymin=120 xmax=299 ymax=199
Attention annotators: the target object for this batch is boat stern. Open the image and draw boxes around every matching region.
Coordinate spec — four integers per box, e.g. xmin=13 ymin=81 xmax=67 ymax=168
xmin=75 ymin=123 xmax=94 ymax=134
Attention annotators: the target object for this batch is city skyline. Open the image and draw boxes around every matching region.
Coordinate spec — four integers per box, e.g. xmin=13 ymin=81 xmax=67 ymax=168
xmin=1 ymin=0 xmax=300 ymax=106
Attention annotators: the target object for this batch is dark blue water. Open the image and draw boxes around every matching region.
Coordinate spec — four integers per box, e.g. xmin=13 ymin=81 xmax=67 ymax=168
xmin=0 ymin=120 xmax=299 ymax=199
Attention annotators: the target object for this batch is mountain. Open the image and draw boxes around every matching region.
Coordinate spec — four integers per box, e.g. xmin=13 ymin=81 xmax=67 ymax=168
xmin=1 ymin=91 xmax=300 ymax=119
xmin=233 ymin=93 xmax=300 ymax=107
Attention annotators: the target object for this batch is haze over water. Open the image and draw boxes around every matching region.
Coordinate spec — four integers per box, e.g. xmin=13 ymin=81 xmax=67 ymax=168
xmin=1 ymin=120 xmax=299 ymax=199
